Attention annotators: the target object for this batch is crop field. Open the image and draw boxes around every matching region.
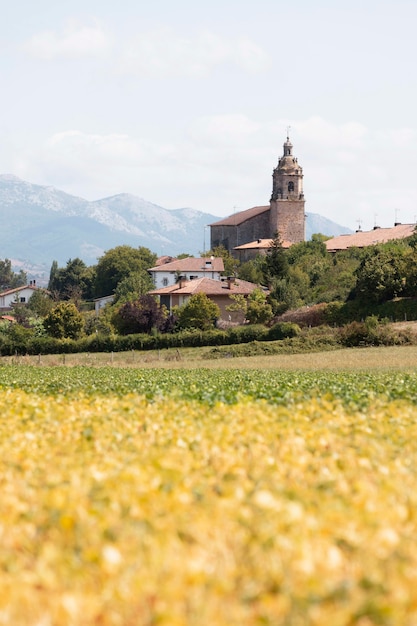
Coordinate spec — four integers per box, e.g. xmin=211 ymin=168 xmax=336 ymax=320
xmin=1 ymin=364 xmax=417 ymax=625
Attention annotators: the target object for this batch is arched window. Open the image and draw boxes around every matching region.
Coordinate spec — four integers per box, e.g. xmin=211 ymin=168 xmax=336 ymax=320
xmin=288 ymin=181 xmax=294 ymax=193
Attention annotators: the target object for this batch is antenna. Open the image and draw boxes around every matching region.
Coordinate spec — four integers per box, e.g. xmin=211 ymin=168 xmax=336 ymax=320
xmin=394 ymin=208 xmax=400 ymax=225
xmin=373 ymin=213 xmax=379 ymax=228
xmin=286 ymin=125 xmax=291 ymax=140
xmin=356 ymin=219 xmax=362 ymax=232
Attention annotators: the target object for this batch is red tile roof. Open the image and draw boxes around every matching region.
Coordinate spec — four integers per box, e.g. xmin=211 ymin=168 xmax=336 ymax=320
xmin=325 ymin=223 xmax=416 ymax=251
xmin=148 ymin=256 xmax=224 ymax=273
xmin=150 ymin=277 xmax=265 ymax=296
xmin=209 ymin=206 xmax=270 ymax=227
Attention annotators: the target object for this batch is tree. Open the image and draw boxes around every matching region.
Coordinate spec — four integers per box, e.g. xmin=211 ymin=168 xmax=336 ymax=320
xmin=94 ymin=246 xmax=157 ymax=297
xmin=0 ymin=259 xmax=27 ymax=290
xmin=246 ymin=288 xmax=273 ymax=324
xmin=176 ymin=293 xmax=220 ymax=330
xmin=113 ymin=271 xmax=155 ymax=305
xmin=261 ymin=233 xmax=288 ymax=287
xmin=43 ymin=302 xmax=84 ymax=339
xmin=203 ymin=245 xmax=239 ymax=276
xmin=48 ymin=258 xmax=95 ymax=301
xmin=26 ymin=289 xmax=54 ymax=317
xmin=354 ymin=247 xmax=407 ymax=303
xmin=112 ymin=295 xmax=167 ymax=335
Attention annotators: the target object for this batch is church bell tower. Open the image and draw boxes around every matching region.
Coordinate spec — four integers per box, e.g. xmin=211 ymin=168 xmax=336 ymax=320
xmin=269 ymin=134 xmax=305 ymax=243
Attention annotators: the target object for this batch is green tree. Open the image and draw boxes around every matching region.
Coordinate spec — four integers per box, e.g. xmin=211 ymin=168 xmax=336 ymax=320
xmin=203 ymin=245 xmax=239 ymax=276
xmin=113 ymin=271 xmax=155 ymax=305
xmin=48 ymin=258 xmax=95 ymax=301
xmin=43 ymin=302 xmax=84 ymax=339
xmin=26 ymin=289 xmax=54 ymax=317
xmin=176 ymin=293 xmax=220 ymax=330
xmin=261 ymin=233 xmax=288 ymax=287
xmin=0 ymin=259 xmax=27 ymax=290
xmin=354 ymin=247 xmax=407 ymax=303
xmin=246 ymin=288 xmax=273 ymax=324
xmin=94 ymin=246 xmax=157 ymax=297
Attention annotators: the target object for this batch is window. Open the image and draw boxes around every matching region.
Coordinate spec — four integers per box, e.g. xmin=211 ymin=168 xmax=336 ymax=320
xmin=288 ymin=182 xmax=294 ymax=193
xmin=20 ymin=297 xmax=26 ymax=303
xmin=162 ymin=278 xmax=168 ymax=286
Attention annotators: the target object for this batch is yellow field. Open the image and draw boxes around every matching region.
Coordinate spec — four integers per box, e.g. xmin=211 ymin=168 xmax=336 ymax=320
xmin=1 ymin=389 xmax=417 ymax=625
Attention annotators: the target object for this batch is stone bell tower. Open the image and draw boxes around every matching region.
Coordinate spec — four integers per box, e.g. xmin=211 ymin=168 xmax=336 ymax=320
xmin=269 ymin=134 xmax=305 ymax=243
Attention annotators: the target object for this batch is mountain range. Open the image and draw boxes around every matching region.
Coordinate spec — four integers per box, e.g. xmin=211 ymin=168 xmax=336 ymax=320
xmin=0 ymin=174 xmax=352 ymax=281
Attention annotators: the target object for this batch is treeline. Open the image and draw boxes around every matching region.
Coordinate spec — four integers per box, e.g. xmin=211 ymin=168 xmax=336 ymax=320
xmin=2 ymin=230 xmax=417 ymax=356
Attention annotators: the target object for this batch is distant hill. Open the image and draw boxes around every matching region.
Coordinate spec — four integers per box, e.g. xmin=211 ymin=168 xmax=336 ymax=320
xmin=0 ymin=174 xmax=351 ymax=280
xmin=306 ymin=212 xmax=352 ymax=239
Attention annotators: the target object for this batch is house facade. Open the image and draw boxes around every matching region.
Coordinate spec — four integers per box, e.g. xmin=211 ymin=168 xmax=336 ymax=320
xmin=149 ymin=276 xmax=266 ymax=323
xmin=210 ymin=135 xmax=305 ymax=256
xmin=0 ymin=283 xmax=42 ymax=311
xmin=148 ymin=256 xmax=224 ymax=289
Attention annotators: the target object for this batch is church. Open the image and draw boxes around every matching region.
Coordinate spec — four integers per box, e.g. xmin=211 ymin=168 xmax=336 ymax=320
xmin=210 ymin=135 xmax=306 ymax=257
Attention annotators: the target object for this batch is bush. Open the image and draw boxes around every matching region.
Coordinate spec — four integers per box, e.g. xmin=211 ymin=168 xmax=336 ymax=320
xmin=267 ymin=322 xmax=301 ymax=341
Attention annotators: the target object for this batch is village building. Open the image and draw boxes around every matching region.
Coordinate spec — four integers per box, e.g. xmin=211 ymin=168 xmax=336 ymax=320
xmin=148 ymin=256 xmax=224 ymax=289
xmin=210 ymin=135 xmax=305 ymax=256
xmin=0 ymin=281 xmax=43 ymax=312
xmin=149 ymin=276 xmax=266 ymax=323
xmin=324 ymin=223 xmax=416 ymax=252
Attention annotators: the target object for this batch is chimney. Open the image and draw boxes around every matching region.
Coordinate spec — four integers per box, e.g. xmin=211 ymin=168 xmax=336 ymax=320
xmin=227 ymin=276 xmax=235 ymax=290
xmin=177 ymin=275 xmax=187 ymax=289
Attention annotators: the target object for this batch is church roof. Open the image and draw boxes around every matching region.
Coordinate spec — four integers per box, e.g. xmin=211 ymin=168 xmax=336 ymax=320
xmin=325 ymin=223 xmax=416 ymax=251
xmin=209 ymin=205 xmax=269 ymax=227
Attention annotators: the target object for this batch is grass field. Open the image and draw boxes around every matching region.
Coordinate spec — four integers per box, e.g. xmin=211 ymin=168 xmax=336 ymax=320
xmin=3 ymin=343 xmax=417 ymax=370
xmin=1 ymin=348 xmax=417 ymax=625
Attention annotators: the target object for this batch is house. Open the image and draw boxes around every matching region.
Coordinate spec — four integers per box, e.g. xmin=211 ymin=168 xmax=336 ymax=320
xmin=210 ymin=134 xmax=305 ymax=256
xmin=325 ymin=223 xmax=416 ymax=252
xmin=93 ymin=294 xmax=115 ymax=314
xmin=148 ymin=256 xmax=224 ymax=289
xmin=149 ymin=276 xmax=267 ymax=323
xmin=0 ymin=282 xmax=44 ymax=311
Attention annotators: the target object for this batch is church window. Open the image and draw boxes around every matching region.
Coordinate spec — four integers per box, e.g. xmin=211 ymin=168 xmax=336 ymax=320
xmin=288 ymin=182 xmax=294 ymax=193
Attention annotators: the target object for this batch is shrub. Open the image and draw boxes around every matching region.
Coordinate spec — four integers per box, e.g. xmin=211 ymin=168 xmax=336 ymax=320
xmin=267 ymin=322 xmax=301 ymax=341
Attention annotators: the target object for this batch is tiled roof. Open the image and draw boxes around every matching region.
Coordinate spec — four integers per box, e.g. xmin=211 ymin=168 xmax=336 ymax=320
xmin=155 ymin=255 xmax=176 ymax=266
xmin=325 ymin=224 xmax=416 ymax=251
xmin=209 ymin=205 xmax=270 ymax=227
xmin=234 ymin=238 xmax=292 ymax=250
xmin=148 ymin=256 xmax=224 ymax=273
xmin=149 ymin=277 xmax=265 ymax=296
xmin=0 ymin=284 xmax=40 ymax=297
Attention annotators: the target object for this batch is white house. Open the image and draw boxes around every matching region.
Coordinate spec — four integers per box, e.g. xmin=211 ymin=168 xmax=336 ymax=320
xmin=93 ymin=294 xmax=115 ymax=314
xmin=148 ymin=256 xmax=224 ymax=289
xmin=0 ymin=282 xmax=43 ymax=311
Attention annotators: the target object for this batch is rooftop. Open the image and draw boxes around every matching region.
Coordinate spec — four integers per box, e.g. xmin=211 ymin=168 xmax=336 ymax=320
xmin=209 ymin=205 xmax=270 ymax=227
xmin=148 ymin=256 xmax=224 ymax=273
xmin=325 ymin=223 xmax=416 ymax=251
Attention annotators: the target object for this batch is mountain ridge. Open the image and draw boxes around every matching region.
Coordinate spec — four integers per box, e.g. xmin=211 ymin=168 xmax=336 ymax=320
xmin=0 ymin=174 xmax=352 ymax=281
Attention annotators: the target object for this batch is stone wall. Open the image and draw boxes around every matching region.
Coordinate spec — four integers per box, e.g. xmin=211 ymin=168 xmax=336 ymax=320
xmin=211 ymin=211 xmax=271 ymax=252
xmin=270 ymin=199 xmax=305 ymax=243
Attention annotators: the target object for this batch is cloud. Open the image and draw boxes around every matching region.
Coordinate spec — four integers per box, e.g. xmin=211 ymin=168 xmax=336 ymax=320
xmin=120 ymin=28 xmax=270 ymax=78
xmin=23 ymin=19 xmax=111 ymax=60
xmin=8 ymin=117 xmax=417 ymax=229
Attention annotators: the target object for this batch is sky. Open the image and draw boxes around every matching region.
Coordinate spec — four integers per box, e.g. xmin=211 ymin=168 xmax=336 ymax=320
xmin=1 ymin=0 xmax=417 ymax=231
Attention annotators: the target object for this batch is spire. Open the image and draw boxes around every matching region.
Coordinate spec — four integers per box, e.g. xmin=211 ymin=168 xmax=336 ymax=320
xmin=283 ymin=131 xmax=293 ymax=157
